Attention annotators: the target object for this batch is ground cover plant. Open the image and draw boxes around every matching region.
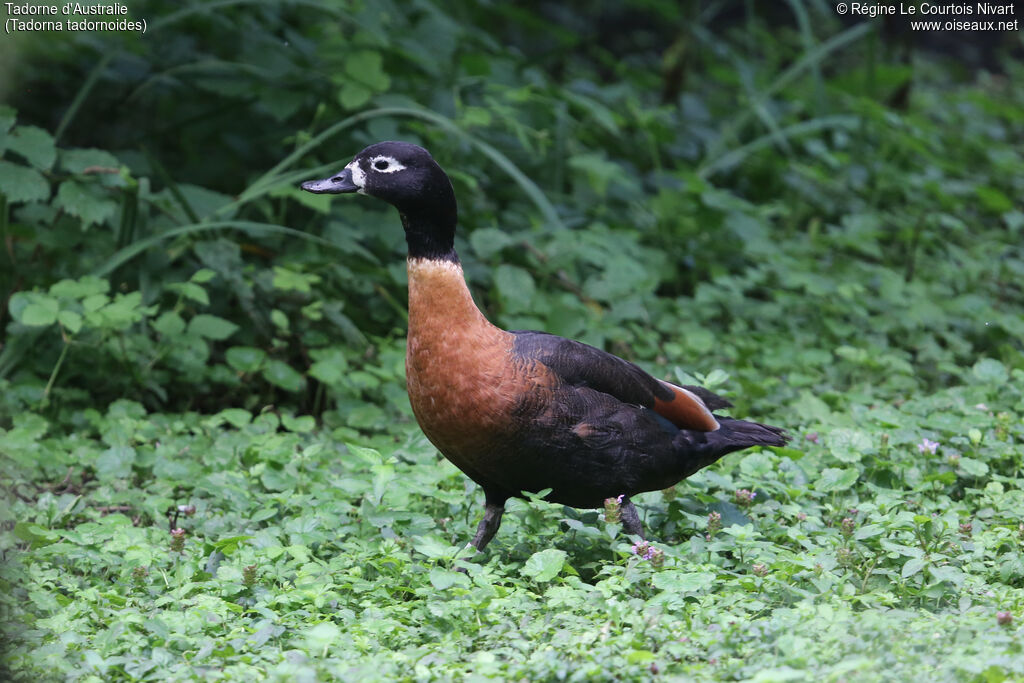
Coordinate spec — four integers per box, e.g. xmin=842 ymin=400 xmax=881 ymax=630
xmin=1 ymin=0 xmax=1023 ymax=679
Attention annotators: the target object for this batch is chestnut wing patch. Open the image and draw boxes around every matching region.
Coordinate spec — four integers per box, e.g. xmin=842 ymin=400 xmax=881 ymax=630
xmin=652 ymin=381 xmax=720 ymax=431
xmin=511 ymin=331 xmax=721 ymax=431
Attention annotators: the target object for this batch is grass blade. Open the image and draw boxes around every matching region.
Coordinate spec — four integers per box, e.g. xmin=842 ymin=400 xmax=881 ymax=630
xmin=92 ymin=220 xmax=346 ymax=277
xmin=55 ymin=53 xmax=113 ymax=143
xmin=698 ymin=115 xmax=860 ymax=178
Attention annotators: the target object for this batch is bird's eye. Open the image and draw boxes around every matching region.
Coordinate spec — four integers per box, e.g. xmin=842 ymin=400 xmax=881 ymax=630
xmin=367 ymin=155 xmax=406 ymax=173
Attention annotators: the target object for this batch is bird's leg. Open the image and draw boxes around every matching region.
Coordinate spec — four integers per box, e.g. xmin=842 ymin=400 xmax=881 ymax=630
xmin=620 ymin=497 xmax=645 ymax=539
xmin=469 ymin=498 xmax=505 ymax=552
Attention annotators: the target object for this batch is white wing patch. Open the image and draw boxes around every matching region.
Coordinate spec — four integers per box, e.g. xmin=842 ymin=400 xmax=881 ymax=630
xmin=344 ymin=160 xmax=366 ymax=193
xmin=369 ymin=155 xmax=407 ymax=174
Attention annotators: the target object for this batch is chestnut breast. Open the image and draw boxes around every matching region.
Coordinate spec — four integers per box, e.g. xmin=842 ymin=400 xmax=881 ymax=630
xmin=405 ymin=258 xmax=542 ymax=470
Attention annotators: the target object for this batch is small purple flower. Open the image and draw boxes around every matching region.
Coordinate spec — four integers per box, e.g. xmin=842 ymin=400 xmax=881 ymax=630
xmin=243 ymin=564 xmax=258 ymax=587
xmin=170 ymin=528 xmax=186 ymax=553
xmin=734 ymin=489 xmax=756 ymax=507
xmin=131 ymin=566 xmax=149 ymax=586
xmin=707 ymin=511 xmax=723 ymax=535
xmin=632 ymin=541 xmax=664 ymax=566
xmin=604 ymin=496 xmax=623 ymax=524
xmin=840 ymin=517 xmax=856 ymax=537
xmin=917 ymin=438 xmax=940 ymax=454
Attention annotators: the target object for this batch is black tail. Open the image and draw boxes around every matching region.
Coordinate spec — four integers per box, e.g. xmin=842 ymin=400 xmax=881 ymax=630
xmin=673 ymin=417 xmax=788 ymax=478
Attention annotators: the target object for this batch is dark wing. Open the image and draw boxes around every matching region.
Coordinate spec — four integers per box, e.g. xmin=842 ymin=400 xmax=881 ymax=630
xmin=511 ymin=330 xmax=722 ymax=431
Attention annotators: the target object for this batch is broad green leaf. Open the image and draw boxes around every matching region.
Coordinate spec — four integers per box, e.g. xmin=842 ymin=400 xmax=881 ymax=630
xmin=703 ymin=368 xmax=730 ymax=389
xmin=709 ymin=501 xmax=752 ymax=528
xmin=494 ymin=264 xmax=535 ymax=313
xmin=302 ymin=622 xmax=340 ymax=653
xmin=272 ymin=266 xmax=320 ymax=293
xmin=828 ymin=428 xmax=873 ymax=463
xmin=57 ymin=310 xmax=82 ymax=333
xmin=7 ymin=125 xmax=56 ymax=170
xmin=262 ymin=360 xmax=305 ymax=392
xmin=270 ymin=309 xmax=290 ymax=332
xmin=167 ymin=281 xmax=210 ymax=306
xmin=225 ymin=346 xmax=266 ymax=373
xmin=853 ymin=524 xmax=884 ymax=541
xmin=651 ymin=570 xmax=715 ymax=593
xmin=15 ymin=293 xmax=59 ymax=326
xmin=212 ymin=535 xmax=253 ymax=554
xmin=339 ymin=82 xmax=372 ymax=110
xmin=216 ymin=565 xmax=243 ymax=583
xmin=972 ymin=358 xmax=1008 ymax=385
xmin=216 ymin=408 xmax=252 ymax=427
xmin=414 ymin=536 xmax=457 ymax=560
xmin=749 ymin=667 xmax=806 ymax=683
xmin=957 ymin=457 xmax=989 ymax=478
xmin=739 ymin=451 xmax=775 ymax=478
xmin=309 ymin=351 xmax=348 ymax=385
xmin=0 ymin=159 xmax=49 ymax=203
xmin=152 ymin=312 xmax=186 ymax=337
xmin=470 ymin=227 xmax=514 ymax=258
xmin=281 ymin=414 xmax=315 ymax=433
xmin=902 ymin=557 xmax=926 ymax=579
xmin=975 ymin=185 xmax=1013 ymax=213
xmin=815 ymin=467 xmax=859 ymax=492
xmin=60 ymin=148 xmax=120 ymax=174
xmin=188 ymin=314 xmax=239 ymax=341
xmin=95 ymin=446 xmax=136 ymax=480
xmin=429 ymin=567 xmax=470 ymax=590
xmin=55 ymin=180 xmax=118 ymax=228
xmin=928 ymin=565 xmax=965 ymax=587
xmin=345 ymin=444 xmax=383 ymax=465
xmin=521 ymin=548 xmax=566 ymax=582
xmin=49 ymin=275 xmax=109 ymax=299
xmin=190 ymin=268 xmax=217 ymax=283
xmin=89 ymin=292 xmax=144 ymax=330
xmin=81 ymin=293 xmax=108 ymax=312
xmin=12 ymin=522 xmax=59 ymax=548
xmin=260 ymin=465 xmax=296 ymax=492
xmin=626 ymin=650 xmax=655 ymax=664
xmin=344 ymin=50 xmax=390 ymax=91
xmin=568 ymin=153 xmax=621 ymax=195
xmin=0 ymin=105 xmax=15 ymax=137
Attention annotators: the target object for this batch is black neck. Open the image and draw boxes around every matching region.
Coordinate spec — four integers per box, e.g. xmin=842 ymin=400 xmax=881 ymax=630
xmin=400 ymin=212 xmax=458 ymax=262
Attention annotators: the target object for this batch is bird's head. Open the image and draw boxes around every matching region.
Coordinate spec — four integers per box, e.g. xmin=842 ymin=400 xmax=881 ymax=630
xmin=301 ymin=141 xmax=458 ymax=260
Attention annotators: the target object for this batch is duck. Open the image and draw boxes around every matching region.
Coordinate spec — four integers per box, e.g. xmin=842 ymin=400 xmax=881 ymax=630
xmin=301 ymin=141 xmax=787 ymax=552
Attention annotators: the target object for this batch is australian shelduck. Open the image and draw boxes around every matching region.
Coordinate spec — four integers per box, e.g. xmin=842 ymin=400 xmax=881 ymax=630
xmin=302 ymin=141 xmax=787 ymax=552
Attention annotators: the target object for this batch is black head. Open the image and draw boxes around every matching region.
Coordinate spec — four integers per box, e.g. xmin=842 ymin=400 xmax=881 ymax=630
xmin=301 ymin=141 xmax=458 ymax=261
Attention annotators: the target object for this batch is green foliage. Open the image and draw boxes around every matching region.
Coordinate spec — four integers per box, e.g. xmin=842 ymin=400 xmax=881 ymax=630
xmin=1 ymin=379 xmax=1023 ymax=679
xmin=1 ymin=0 xmax=1023 ymax=679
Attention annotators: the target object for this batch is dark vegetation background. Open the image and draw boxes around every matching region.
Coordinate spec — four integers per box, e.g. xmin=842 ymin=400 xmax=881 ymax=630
xmin=1 ymin=1 xmax=1023 ymax=680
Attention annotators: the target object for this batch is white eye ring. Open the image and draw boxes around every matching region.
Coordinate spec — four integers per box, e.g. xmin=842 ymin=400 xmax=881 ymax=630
xmin=369 ymin=155 xmax=406 ymax=173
